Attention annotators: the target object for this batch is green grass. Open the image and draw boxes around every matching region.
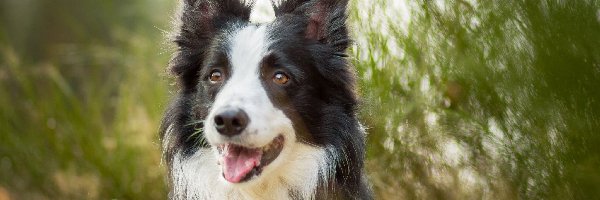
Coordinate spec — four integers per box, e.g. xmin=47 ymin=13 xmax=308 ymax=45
xmin=0 ymin=0 xmax=173 ymax=199
xmin=1 ymin=0 xmax=600 ymax=199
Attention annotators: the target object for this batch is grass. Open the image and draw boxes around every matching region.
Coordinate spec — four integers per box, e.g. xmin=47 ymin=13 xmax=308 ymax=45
xmin=1 ymin=0 xmax=600 ymax=199
xmin=0 ymin=0 xmax=173 ymax=198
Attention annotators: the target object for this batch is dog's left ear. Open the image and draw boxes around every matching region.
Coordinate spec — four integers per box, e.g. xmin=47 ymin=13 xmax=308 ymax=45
xmin=273 ymin=0 xmax=350 ymax=52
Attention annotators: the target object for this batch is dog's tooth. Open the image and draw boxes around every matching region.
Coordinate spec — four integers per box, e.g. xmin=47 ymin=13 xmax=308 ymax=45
xmin=223 ymin=145 xmax=230 ymax=156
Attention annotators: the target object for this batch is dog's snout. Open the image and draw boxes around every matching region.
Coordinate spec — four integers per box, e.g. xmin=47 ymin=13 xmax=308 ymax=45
xmin=214 ymin=108 xmax=249 ymax=137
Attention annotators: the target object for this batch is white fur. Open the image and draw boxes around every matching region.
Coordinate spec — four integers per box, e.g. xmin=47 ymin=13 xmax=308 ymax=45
xmin=250 ymin=0 xmax=276 ymax=23
xmin=170 ymin=144 xmax=334 ymax=200
xmin=168 ymin=25 xmax=336 ymax=199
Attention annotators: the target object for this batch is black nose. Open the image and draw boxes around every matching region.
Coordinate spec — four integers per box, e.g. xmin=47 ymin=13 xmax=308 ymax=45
xmin=213 ymin=108 xmax=249 ymax=137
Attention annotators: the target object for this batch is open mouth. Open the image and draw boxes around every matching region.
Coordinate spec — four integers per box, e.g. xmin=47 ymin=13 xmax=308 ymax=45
xmin=216 ymin=135 xmax=284 ymax=183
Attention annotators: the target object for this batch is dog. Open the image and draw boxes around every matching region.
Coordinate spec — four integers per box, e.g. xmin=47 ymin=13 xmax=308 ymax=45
xmin=160 ymin=0 xmax=371 ymax=199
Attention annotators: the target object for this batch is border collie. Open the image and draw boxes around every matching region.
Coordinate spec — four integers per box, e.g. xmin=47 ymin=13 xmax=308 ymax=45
xmin=160 ymin=0 xmax=371 ymax=199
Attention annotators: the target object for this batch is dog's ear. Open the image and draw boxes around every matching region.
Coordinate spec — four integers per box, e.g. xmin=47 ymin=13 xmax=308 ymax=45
xmin=272 ymin=0 xmax=350 ymax=52
xmin=271 ymin=0 xmax=310 ymax=15
xmin=177 ymin=0 xmax=253 ymax=46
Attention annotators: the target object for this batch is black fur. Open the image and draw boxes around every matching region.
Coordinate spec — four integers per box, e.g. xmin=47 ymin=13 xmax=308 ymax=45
xmin=160 ymin=0 xmax=371 ymax=199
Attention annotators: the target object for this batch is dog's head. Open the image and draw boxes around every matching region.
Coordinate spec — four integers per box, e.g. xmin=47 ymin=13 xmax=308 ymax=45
xmin=163 ymin=0 xmax=362 ymax=187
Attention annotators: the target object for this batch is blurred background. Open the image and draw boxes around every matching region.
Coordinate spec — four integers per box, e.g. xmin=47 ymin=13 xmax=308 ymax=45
xmin=1 ymin=0 xmax=599 ymax=199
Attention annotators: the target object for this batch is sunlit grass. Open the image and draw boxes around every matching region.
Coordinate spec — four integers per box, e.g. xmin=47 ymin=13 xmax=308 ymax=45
xmin=1 ymin=0 xmax=599 ymax=199
xmin=0 ymin=32 xmax=170 ymax=198
xmin=0 ymin=1 xmax=173 ymax=198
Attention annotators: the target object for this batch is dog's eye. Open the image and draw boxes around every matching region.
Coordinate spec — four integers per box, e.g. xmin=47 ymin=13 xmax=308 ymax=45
xmin=272 ymin=72 xmax=290 ymax=85
xmin=209 ymin=70 xmax=224 ymax=83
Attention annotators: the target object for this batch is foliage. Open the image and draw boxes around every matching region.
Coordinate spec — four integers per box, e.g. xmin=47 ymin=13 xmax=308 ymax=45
xmin=1 ymin=0 xmax=599 ymax=199
xmin=351 ymin=0 xmax=600 ymax=199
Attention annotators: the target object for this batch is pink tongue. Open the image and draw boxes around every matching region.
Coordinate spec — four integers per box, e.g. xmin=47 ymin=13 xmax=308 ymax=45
xmin=222 ymin=145 xmax=262 ymax=183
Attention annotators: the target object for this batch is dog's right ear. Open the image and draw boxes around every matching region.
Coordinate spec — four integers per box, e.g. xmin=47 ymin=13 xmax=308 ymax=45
xmin=170 ymin=0 xmax=253 ymax=90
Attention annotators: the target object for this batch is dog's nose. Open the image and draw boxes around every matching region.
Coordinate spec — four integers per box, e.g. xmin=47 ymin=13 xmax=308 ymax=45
xmin=213 ymin=108 xmax=249 ymax=137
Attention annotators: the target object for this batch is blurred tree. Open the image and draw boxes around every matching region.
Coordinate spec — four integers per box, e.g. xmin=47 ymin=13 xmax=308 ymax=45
xmin=351 ymin=0 xmax=600 ymax=199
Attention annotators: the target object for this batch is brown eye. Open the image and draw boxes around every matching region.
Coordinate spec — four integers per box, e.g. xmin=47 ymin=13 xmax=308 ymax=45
xmin=209 ymin=70 xmax=223 ymax=83
xmin=272 ymin=72 xmax=289 ymax=85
